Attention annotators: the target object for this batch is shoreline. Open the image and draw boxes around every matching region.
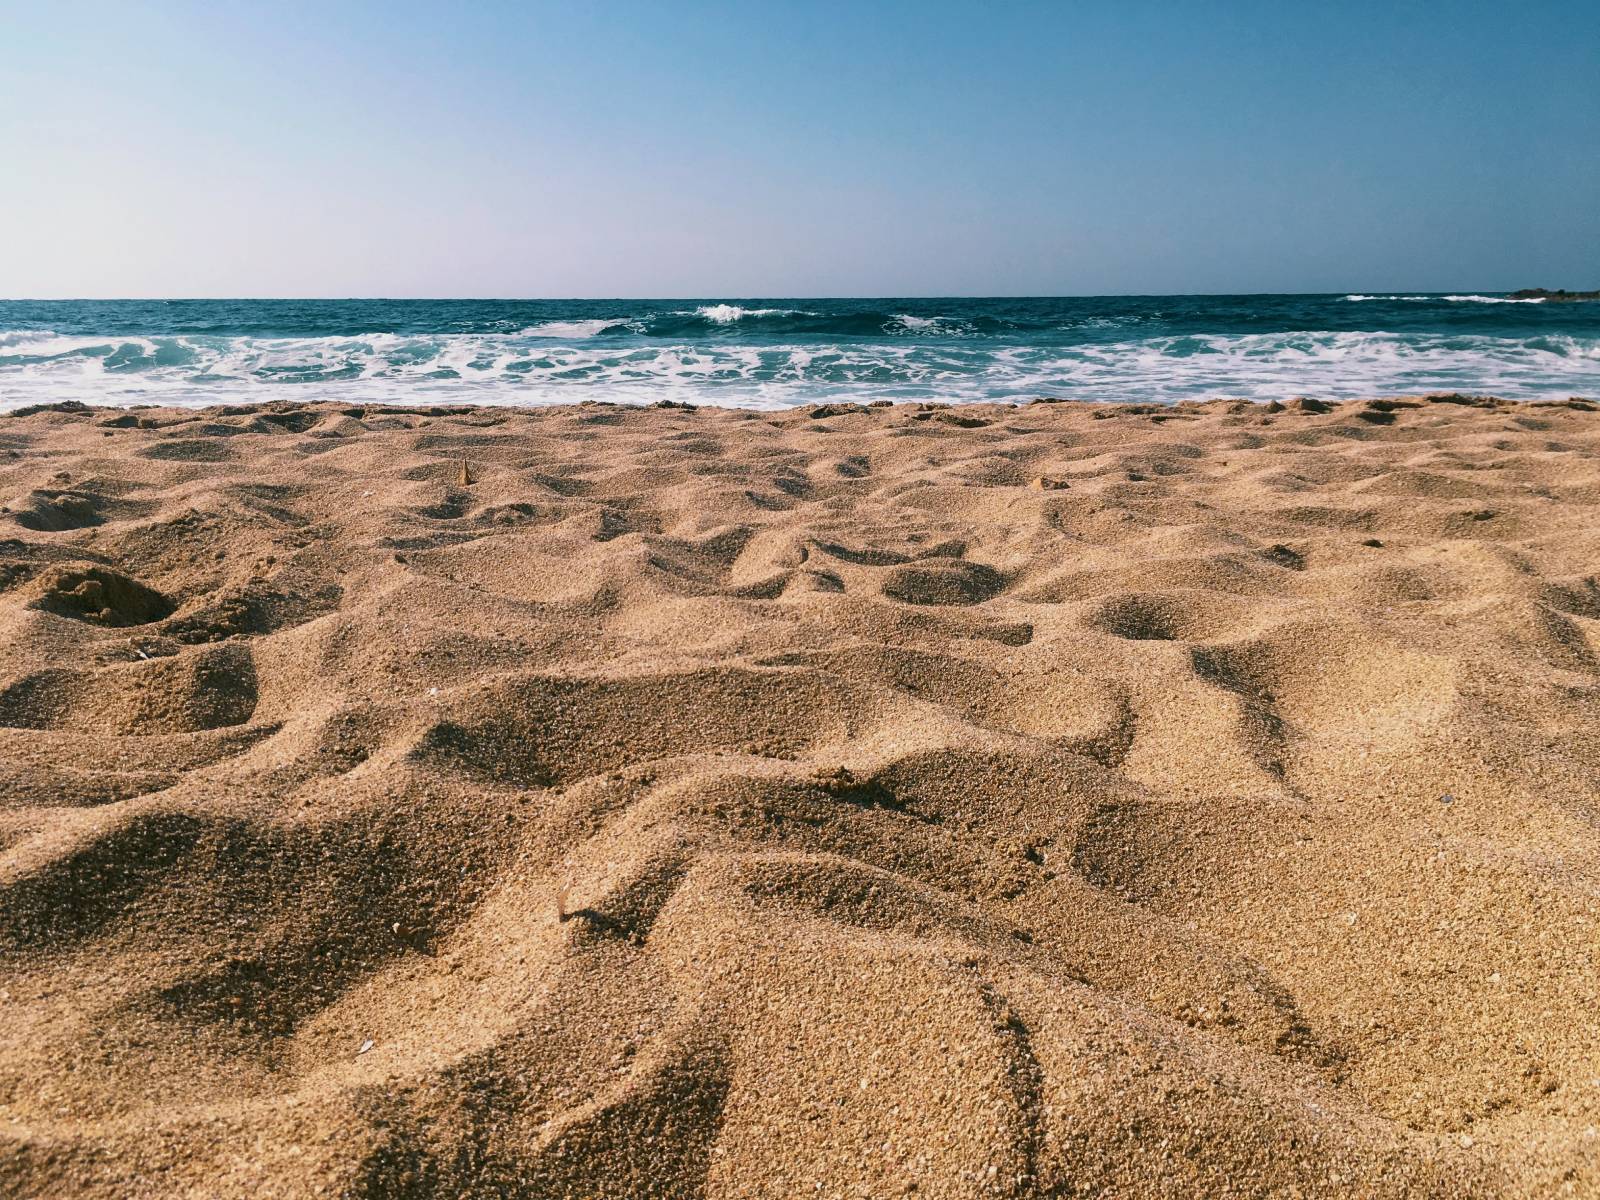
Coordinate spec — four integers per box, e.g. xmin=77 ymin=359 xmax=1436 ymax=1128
xmin=5 ymin=390 xmax=1597 ymax=422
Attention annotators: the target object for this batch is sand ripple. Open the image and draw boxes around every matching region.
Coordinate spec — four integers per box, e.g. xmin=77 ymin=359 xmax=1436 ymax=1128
xmin=1 ymin=395 xmax=1598 ymax=1197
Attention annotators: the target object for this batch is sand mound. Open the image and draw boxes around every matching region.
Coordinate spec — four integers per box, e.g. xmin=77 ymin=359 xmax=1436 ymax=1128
xmin=25 ymin=564 xmax=171 ymax=626
xmin=1 ymin=396 xmax=1598 ymax=1198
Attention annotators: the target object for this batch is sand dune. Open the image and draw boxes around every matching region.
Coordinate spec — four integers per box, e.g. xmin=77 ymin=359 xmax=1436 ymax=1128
xmin=1 ymin=394 xmax=1598 ymax=1198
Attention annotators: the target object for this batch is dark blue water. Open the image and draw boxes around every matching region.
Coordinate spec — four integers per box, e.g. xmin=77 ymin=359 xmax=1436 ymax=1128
xmin=2 ymin=295 xmax=1595 ymax=410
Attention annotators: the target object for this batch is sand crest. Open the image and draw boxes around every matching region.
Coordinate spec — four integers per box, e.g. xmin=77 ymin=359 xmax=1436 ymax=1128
xmin=1 ymin=395 xmax=1598 ymax=1197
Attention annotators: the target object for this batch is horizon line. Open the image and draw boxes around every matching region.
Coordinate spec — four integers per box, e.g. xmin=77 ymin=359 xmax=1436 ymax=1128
xmin=0 ymin=289 xmax=1557 ymax=303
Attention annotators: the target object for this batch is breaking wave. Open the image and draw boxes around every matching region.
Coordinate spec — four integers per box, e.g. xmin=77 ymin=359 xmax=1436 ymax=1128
xmin=1345 ymin=293 xmax=1547 ymax=304
xmin=3 ymin=326 xmax=1595 ymax=410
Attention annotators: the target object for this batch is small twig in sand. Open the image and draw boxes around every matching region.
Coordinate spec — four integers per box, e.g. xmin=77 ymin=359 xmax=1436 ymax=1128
xmin=457 ymin=458 xmax=474 ymax=487
xmin=556 ymin=879 xmax=573 ymax=922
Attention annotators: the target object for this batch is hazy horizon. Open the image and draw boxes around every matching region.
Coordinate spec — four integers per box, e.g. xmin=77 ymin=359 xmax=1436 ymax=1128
xmin=5 ymin=0 xmax=1598 ymax=299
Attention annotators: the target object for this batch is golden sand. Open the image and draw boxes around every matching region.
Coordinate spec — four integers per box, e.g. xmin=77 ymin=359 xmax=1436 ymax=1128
xmin=1 ymin=395 xmax=1597 ymax=1197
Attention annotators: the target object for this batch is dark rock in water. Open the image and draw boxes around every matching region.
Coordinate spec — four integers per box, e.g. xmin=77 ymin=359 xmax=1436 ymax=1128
xmin=1507 ymin=288 xmax=1600 ymax=302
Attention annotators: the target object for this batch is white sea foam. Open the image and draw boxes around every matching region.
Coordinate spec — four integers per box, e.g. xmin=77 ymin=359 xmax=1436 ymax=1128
xmin=1344 ymin=293 xmax=1544 ymax=304
xmin=521 ymin=318 xmax=637 ymax=338
xmin=689 ymin=305 xmax=808 ymax=323
xmin=0 ymin=332 xmax=150 ymax=358
xmin=2 ymin=329 xmax=1595 ymax=412
xmin=1439 ymin=294 xmax=1545 ymax=304
xmin=889 ymin=314 xmax=972 ymax=334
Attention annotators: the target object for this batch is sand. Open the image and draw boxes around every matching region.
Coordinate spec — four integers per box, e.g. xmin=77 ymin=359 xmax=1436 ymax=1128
xmin=1 ymin=394 xmax=1598 ymax=1198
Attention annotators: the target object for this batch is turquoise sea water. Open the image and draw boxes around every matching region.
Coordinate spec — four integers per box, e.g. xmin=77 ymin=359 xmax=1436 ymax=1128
xmin=1 ymin=295 xmax=1596 ymax=411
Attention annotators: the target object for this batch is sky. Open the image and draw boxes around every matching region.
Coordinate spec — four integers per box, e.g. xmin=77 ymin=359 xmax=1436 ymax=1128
xmin=2 ymin=0 xmax=1598 ymax=298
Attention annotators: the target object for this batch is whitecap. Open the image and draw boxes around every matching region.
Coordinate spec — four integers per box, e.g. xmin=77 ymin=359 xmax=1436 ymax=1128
xmin=1439 ymin=294 xmax=1544 ymax=304
xmin=690 ymin=305 xmax=806 ymax=323
xmin=521 ymin=318 xmax=637 ymax=338
xmin=887 ymin=314 xmax=971 ymax=334
xmin=1344 ymin=294 xmax=1541 ymax=303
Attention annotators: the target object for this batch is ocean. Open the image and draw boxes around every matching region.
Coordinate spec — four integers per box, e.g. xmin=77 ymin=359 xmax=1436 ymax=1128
xmin=1 ymin=294 xmax=1596 ymax=411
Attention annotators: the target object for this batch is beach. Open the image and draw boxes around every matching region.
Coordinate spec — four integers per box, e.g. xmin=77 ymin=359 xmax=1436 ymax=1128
xmin=2 ymin=393 xmax=1598 ymax=1197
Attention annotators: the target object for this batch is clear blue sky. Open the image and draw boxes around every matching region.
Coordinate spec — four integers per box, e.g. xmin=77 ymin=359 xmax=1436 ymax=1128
xmin=3 ymin=0 xmax=1597 ymax=298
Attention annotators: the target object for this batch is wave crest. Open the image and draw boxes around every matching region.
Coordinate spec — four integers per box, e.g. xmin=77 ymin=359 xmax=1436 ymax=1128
xmin=690 ymin=305 xmax=810 ymax=324
xmin=1344 ymin=293 xmax=1545 ymax=304
xmin=521 ymin=318 xmax=639 ymax=338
